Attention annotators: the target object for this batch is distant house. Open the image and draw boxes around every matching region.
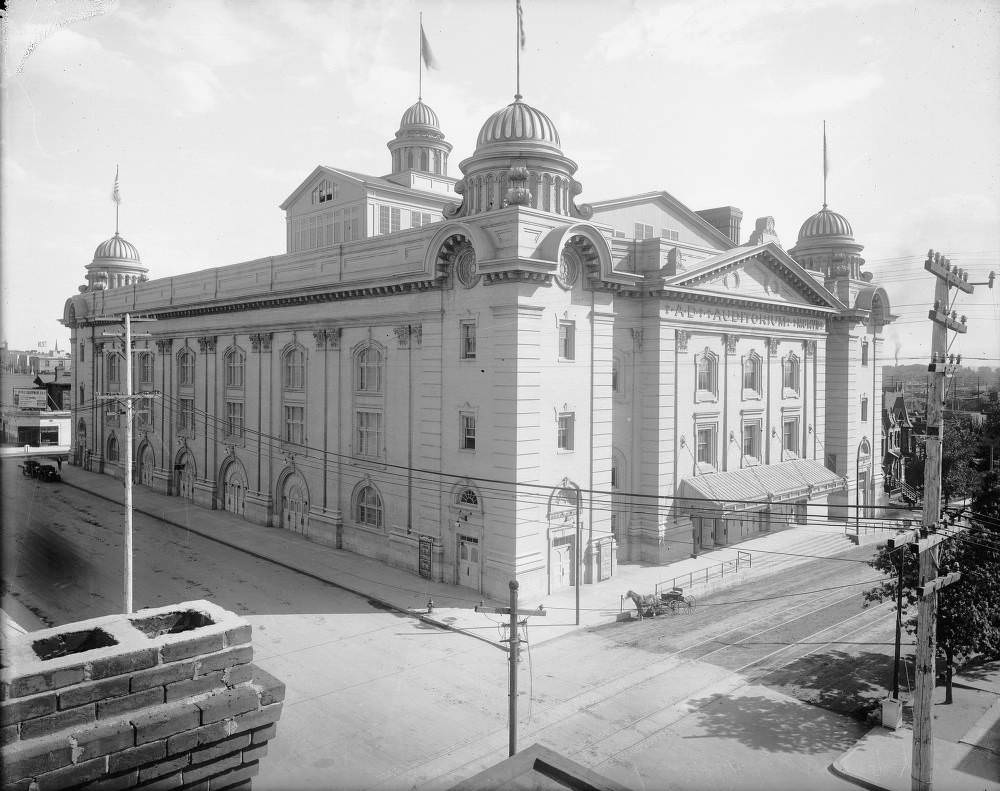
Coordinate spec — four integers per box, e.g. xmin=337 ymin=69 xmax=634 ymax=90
xmin=882 ymin=385 xmax=916 ymax=500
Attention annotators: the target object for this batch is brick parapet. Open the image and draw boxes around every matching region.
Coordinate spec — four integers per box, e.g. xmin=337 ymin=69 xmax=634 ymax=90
xmin=0 ymin=601 xmax=283 ymax=791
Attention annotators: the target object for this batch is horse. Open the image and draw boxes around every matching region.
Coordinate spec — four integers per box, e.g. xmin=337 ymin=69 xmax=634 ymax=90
xmin=625 ymin=590 xmax=662 ymax=619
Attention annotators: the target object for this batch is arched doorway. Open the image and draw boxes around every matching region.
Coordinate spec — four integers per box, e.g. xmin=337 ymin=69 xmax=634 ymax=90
xmin=222 ymin=459 xmax=248 ymax=517
xmin=174 ymin=449 xmax=196 ymax=501
xmin=279 ymin=473 xmax=309 ymax=534
xmin=76 ymin=419 xmax=87 ymax=467
xmin=137 ymin=443 xmax=154 ymax=487
xmin=546 ymin=481 xmax=581 ymax=593
xmin=857 ymin=438 xmax=872 ymax=520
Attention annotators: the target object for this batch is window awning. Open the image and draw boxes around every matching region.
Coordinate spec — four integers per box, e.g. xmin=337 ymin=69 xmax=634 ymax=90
xmin=675 ymin=459 xmax=847 ymax=513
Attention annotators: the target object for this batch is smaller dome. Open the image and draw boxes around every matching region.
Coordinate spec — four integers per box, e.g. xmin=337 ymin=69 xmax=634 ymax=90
xmin=476 ymin=97 xmax=561 ymax=152
xmin=399 ymin=100 xmax=440 ymax=131
xmin=797 ymin=207 xmax=854 ymax=242
xmin=93 ymin=232 xmax=141 ymax=264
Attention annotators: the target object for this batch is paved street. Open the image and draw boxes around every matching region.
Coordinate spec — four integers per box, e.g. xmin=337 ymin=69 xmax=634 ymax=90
xmin=3 ymin=459 xmax=903 ymax=790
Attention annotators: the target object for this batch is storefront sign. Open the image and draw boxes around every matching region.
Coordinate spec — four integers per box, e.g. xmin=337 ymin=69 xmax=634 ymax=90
xmin=12 ymin=388 xmax=47 ymax=409
xmin=664 ymin=303 xmax=825 ymax=332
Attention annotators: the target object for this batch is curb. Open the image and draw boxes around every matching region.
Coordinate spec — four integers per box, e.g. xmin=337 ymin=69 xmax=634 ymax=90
xmin=60 ymin=478 xmax=508 ymax=651
xmin=828 ymin=755 xmax=892 ymax=791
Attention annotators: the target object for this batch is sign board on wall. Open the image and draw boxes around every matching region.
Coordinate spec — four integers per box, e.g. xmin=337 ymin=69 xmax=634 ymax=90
xmin=12 ymin=389 xmax=47 ymax=409
xmin=418 ymin=536 xmax=433 ymax=579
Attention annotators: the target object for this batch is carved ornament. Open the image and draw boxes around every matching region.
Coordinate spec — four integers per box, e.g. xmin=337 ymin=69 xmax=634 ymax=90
xmin=250 ymin=333 xmax=273 ymax=353
xmin=676 ymin=330 xmax=690 ymax=353
xmin=197 ymin=336 xmax=217 ymax=353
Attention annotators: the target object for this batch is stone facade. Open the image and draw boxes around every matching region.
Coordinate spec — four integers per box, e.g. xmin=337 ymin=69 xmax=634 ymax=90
xmin=62 ymin=96 xmax=892 ymax=602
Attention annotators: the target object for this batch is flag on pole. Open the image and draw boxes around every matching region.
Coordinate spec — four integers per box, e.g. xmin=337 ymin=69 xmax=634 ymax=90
xmin=112 ymin=166 xmax=121 ymax=205
xmin=823 ymin=121 xmax=829 ymax=178
xmin=517 ymin=0 xmax=525 ymax=49
xmin=420 ymin=23 xmax=438 ymax=70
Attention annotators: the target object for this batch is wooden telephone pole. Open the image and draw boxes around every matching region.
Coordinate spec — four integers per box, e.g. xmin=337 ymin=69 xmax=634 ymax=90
xmin=97 ymin=314 xmax=158 ymax=613
xmin=476 ymin=582 xmax=546 ymax=756
xmin=897 ymin=251 xmax=975 ymax=791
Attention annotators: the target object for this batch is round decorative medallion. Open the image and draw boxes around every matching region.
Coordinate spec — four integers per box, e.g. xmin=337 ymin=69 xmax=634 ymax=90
xmin=556 ymin=247 xmax=581 ymax=289
xmin=454 ymin=243 xmax=479 ymax=288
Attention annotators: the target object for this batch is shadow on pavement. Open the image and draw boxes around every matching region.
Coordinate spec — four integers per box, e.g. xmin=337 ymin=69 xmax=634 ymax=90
xmin=761 ymin=649 xmax=914 ymax=721
xmin=684 ymin=692 xmax=861 ymax=754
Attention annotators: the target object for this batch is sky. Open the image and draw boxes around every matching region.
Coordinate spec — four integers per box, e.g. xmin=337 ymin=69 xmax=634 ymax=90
xmin=2 ymin=0 xmax=999 ymax=368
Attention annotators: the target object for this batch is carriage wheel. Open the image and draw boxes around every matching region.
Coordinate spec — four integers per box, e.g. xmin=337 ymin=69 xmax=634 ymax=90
xmin=684 ymin=596 xmax=696 ymax=612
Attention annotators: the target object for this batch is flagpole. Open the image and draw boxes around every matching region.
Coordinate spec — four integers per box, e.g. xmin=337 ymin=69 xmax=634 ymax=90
xmin=515 ymin=1 xmax=521 ymax=99
xmin=115 ymin=164 xmax=120 ymax=234
xmin=418 ymin=12 xmax=423 ymax=100
xmin=822 ymin=120 xmax=827 ymax=209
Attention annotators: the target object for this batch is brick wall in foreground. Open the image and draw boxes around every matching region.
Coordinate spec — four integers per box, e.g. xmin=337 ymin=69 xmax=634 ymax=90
xmin=1 ymin=600 xmax=284 ymax=791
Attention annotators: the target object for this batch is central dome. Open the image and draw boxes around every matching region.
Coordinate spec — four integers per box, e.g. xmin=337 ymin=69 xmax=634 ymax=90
xmin=93 ymin=232 xmax=142 ymax=264
xmin=476 ymin=97 xmax=561 ymax=152
xmin=797 ymin=207 xmax=854 ymax=242
xmin=398 ymin=100 xmax=440 ymax=131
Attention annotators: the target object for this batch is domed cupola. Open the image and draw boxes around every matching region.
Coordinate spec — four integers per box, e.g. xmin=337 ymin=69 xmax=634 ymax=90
xmin=387 ymin=99 xmax=453 ymax=177
xmin=82 ymin=231 xmax=148 ymax=292
xmin=788 ymin=204 xmax=866 ymax=284
xmin=445 ymin=95 xmax=592 ymax=220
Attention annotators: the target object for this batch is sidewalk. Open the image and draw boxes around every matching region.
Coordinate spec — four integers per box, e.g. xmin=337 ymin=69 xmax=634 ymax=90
xmin=59 ymin=465 xmax=877 ymax=648
xmin=832 ymin=662 xmax=1000 ymax=791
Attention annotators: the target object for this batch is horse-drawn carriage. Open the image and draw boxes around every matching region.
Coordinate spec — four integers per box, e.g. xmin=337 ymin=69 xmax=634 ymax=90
xmin=625 ymin=587 xmax=696 ymax=619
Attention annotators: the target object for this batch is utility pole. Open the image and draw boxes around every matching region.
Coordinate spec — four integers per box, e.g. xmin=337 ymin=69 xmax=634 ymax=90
xmin=97 ymin=313 xmax=158 ymax=613
xmin=476 ymin=583 xmax=546 ymax=757
xmin=893 ymin=250 xmax=979 ymax=791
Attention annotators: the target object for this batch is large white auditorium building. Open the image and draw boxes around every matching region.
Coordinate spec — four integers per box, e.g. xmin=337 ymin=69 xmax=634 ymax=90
xmin=63 ymin=90 xmax=891 ymax=601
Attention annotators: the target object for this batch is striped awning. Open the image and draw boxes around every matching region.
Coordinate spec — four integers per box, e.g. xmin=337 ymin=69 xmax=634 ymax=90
xmin=675 ymin=459 xmax=847 ymax=513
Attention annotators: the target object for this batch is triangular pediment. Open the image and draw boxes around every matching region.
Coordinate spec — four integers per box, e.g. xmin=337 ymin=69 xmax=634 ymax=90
xmin=589 ymin=191 xmax=735 ymax=251
xmin=279 ymin=166 xmax=365 ymax=211
xmin=664 ymin=243 xmax=845 ymax=311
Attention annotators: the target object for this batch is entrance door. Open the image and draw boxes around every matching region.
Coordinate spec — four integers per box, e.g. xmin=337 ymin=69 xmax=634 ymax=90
xmin=457 ymin=535 xmax=480 ymax=590
xmin=138 ymin=446 xmax=154 ymax=487
xmin=281 ymin=479 xmax=308 ymax=534
xmin=701 ymin=518 xmax=716 ymax=549
xmin=223 ymin=463 xmax=247 ymax=517
xmin=176 ymin=453 xmax=195 ymax=501
xmin=550 ymin=540 xmax=571 ymax=590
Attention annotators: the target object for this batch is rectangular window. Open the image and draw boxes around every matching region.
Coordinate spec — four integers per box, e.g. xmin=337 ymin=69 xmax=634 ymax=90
xmin=782 ymin=356 xmax=800 ymax=394
xmin=460 ymin=320 xmax=477 ymax=359
xmin=139 ymin=353 xmax=154 ymax=385
xmin=334 ymin=210 xmax=343 ymax=243
xmin=861 ymin=340 xmax=869 ymax=366
xmin=411 ymin=211 xmax=433 ymax=228
xmin=742 ymin=420 xmax=761 ymax=460
xmin=634 ymin=222 xmax=654 ymax=240
xmin=136 ymin=397 xmax=153 ymax=429
xmin=460 ymin=413 xmax=476 ymax=450
xmin=79 ymin=343 xmax=85 ymax=363
xmin=661 ymin=228 xmax=680 ymax=241
xmin=107 ymin=354 xmax=120 ymax=383
xmin=225 ymin=401 xmax=244 ymax=439
xmin=284 ymin=405 xmax=305 ymax=445
xmin=379 ymin=205 xmax=390 ymax=235
xmin=350 ymin=207 xmax=360 ymax=240
xmin=226 ymin=353 xmax=245 ymax=389
xmin=179 ymin=397 xmax=195 ymax=434
xmin=356 ymin=410 xmax=383 ymax=458
xmin=390 ymin=207 xmax=401 ymax=233
xmin=557 ymin=412 xmax=575 ymax=451
xmin=783 ymin=417 xmax=800 ymax=456
xmin=861 ymin=397 xmax=869 ymax=422
xmin=558 ymin=321 xmax=575 ymax=361
xmin=696 ymin=425 xmax=717 ymax=466
xmin=179 ymin=353 xmax=194 ymax=387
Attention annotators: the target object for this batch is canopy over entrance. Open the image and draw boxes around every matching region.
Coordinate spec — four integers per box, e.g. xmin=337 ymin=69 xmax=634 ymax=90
xmin=676 ymin=459 xmax=847 ymax=513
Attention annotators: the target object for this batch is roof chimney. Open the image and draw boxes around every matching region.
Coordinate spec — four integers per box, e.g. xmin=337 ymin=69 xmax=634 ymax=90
xmin=696 ymin=206 xmax=743 ymax=245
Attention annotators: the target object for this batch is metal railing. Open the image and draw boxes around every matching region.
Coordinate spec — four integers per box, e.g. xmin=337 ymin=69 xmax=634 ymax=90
xmin=845 ymin=518 xmax=913 ymax=536
xmin=653 ymin=550 xmax=752 ymax=598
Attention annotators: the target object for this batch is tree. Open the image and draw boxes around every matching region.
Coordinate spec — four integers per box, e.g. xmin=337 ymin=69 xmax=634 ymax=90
xmin=904 ymin=414 xmax=983 ymax=503
xmin=865 ymin=472 xmax=1000 ymax=703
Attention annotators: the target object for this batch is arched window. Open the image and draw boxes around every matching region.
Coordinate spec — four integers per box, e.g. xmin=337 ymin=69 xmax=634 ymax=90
xmin=107 ymin=352 xmax=121 ymax=384
xmin=355 ymin=484 xmax=383 ymax=529
xmin=406 ymin=150 xmax=414 ymax=169
xmin=420 ymin=150 xmax=429 ymax=171
xmin=742 ymin=351 xmax=762 ymax=397
xmin=355 ymin=345 xmax=384 ymax=393
xmin=695 ymin=349 xmax=718 ymax=398
xmin=457 ymin=488 xmax=479 ymax=507
xmin=225 ymin=348 xmax=245 ymax=388
xmin=782 ymin=353 xmax=801 ymax=395
xmin=282 ymin=346 xmax=305 ymax=390
xmin=178 ymin=349 xmax=195 ymax=387
xmin=107 ymin=435 xmax=119 ymax=463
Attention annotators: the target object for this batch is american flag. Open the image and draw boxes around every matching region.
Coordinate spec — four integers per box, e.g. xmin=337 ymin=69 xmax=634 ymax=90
xmin=112 ymin=166 xmax=121 ymax=205
xmin=517 ymin=0 xmax=525 ymax=49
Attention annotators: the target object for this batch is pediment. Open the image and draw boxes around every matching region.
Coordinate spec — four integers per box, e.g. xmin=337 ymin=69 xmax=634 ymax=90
xmin=665 ymin=244 xmax=844 ymax=310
